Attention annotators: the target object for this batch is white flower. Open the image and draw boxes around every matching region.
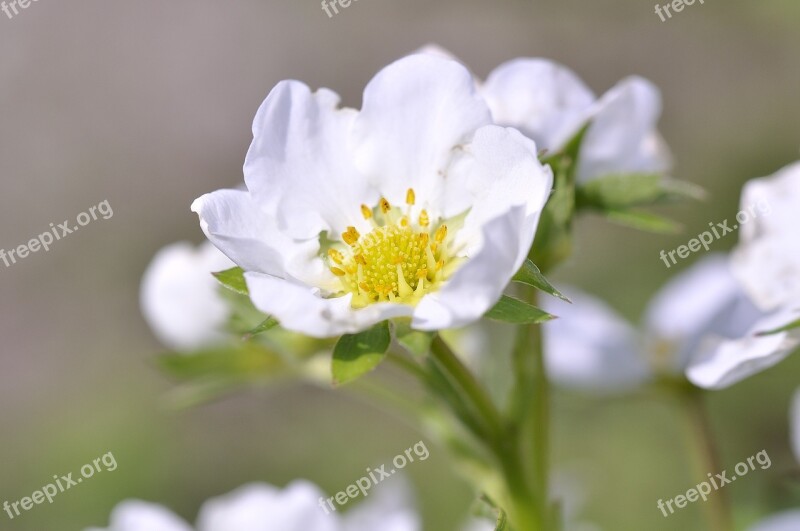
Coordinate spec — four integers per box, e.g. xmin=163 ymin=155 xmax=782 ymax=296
xmin=87 ymin=479 xmax=420 ymax=531
xmin=140 ymin=241 xmax=235 ymax=350
xmin=192 ymin=54 xmax=552 ymax=338
xmin=542 ymin=255 xmax=800 ymax=391
xmin=731 ymin=161 xmax=800 ymax=312
xmin=480 ymin=58 xmax=671 ymax=182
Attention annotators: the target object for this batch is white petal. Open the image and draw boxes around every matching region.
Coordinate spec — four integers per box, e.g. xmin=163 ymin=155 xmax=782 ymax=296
xmin=750 ymin=511 xmax=800 ymax=531
xmin=644 ymin=255 xmax=762 ymax=371
xmin=353 ymin=54 xmax=492 ymax=216
xmin=731 ymin=161 xmax=800 ymax=311
xmin=197 ymin=482 xmax=340 ymax=531
xmin=342 ymin=476 xmax=420 ymax=531
xmin=245 ymin=272 xmax=413 ymax=338
xmin=243 ymin=81 xmax=374 ymax=239
xmin=686 ymin=307 xmax=800 ymax=389
xmin=412 ymin=126 xmax=552 ymax=331
xmin=481 ymin=58 xmax=595 ymax=153
xmin=792 ymin=389 xmax=800 ymax=464
xmin=412 ymin=206 xmax=530 ymax=331
xmin=140 ymin=242 xmax=233 ymax=351
xmin=412 ymin=44 xmax=462 ymax=63
xmin=86 ymin=501 xmax=192 ymax=531
xmin=449 ymin=126 xmax=552 ymax=250
xmin=542 ymin=288 xmax=650 ymax=391
xmin=192 ymin=188 xmax=336 ymax=290
xmin=577 ymin=76 xmax=671 ymax=182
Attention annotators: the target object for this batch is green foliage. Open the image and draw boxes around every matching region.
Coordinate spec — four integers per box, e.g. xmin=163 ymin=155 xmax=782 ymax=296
xmin=485 ymin=295 xmax=555 ymax=324
xmin=603 ymin=208 xmax=681 ymax=234
xmin=331 ymin=321 xmax=392 ymax=386
xmin=512 ymin=260 xmax=570 ymax=302
xmin=756 ymin=317 xmax=800 ymax=336
xmin=213 ymin=267 xmax=248 ymax=295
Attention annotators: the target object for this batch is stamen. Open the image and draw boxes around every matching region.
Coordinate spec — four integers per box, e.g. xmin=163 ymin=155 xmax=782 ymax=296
xmin=406 ymin=188 xmax=416 ymax=206
xmin=342 ymin=226 xmax=360 ymax=246
xmin=328 ymin=249 xmax=344 ymax=265
xmin=419 ymin=209 xmax=429 ymax=227
xmin=435 ymin=225 xmax=448 ymax=243
xmin=379 ymin=198 xmax=391 ymax=214
xmin=360 ymin=204 xmax=373 ymax=220
xmin=354 ymin=254 xmax=367 ymax=266
xmin=330 ymin=267 xmax=346 ymax=277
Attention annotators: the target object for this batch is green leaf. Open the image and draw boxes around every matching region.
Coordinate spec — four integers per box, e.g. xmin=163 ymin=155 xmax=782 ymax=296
xmin=485 ymin=295 xmax=555 ymax=324
xmin=158 ymin=343 xmax=287 ymax=381
xmin=577 ymin=173 xmax=663 ymax=209
xmin=393 ymin=320 xmax=434 ymax=356
xmin=332 ymin=321 xmax=391 ymax=386
xmin=604 ymin=208 xmax=681 ymax=234
xmin=512 ymin=260 xmax=570 ymax=302
xmin=577 ymin=174 xmax=705 ymax=210
xmin=756 ymin=317 xmax=800 ymax=337
xmin=213 ymin=267 xmax=248 ymax=295
xmin=242 ymin=316 xmax=279 ymax=340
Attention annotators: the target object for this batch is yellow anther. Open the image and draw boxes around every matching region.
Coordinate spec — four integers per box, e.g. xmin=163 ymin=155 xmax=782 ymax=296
xmin=330 ymin=267 xmax=346 ymax=277
xmin=419 ymin=209 xmax=429 ymax=227
xmin=418 ymin=233 xmax=429 ymax=246
xmin=342 ymin=226 xmax=360 ymax=246
xmin=359 ymin=282 xmax=370 ymax=292
xmin=354 ymin=254 xmax=367 ymax=266
xmin=436 ymin=259 xmax=444 ymax=271
xmin=328 ymin=249 xmax=344 ymax=265
xmin=379 ymin=198 xmax=391 ymax=214
xmin=393 ymin=256 xmax=404 ymax=265
xmin=406 ymin=188 xmax=416 ymax=206
xmin=416 ymin=268 xmax=428 ymax=279
xmin=400 ymin=216 xmax=410 ymax=227
xmin=360 ymin=204 xmax=373 ymax=220
xmin=435 ymin=225 xmax=448 ymax=243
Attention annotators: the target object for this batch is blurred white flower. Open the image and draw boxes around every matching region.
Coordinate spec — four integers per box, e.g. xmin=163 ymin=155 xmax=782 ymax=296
xmin=543 ymin=255 xmax=799 ymax=391
xmin=140 ymin=241 xmax=234 ymax=351
xmin=731 ymin=161 xmax=800 ymax=312
xmin=87 ymin=479 xmax=419 ymax=531
xmin=480 ymin=59 xmax=672 ymax=182
xmin=193 ymin=54 xmax=552 ymax=338
xmin=747 ymin=390 xmax=800 ymax=530
xmin=750 ymin=511 xmax=800 ymax=531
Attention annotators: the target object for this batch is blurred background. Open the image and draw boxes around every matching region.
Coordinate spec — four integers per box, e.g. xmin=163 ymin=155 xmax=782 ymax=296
xmin=1 ymin=0 xmax=799 ymax=529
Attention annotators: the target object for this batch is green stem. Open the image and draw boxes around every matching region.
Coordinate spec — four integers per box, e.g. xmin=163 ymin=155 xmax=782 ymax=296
xmin=430 ymin=335 xmax=505 ymax=442
xmin=678 ymin=386 xmax=734 ymax=531
xmin=511 ymin=287 xmax=550 ymax=527
xmin=430 ymin=335 xmax=541 ymax=531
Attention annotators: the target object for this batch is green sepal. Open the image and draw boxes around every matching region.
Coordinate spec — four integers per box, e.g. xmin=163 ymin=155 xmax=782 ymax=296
xmin=213 ymin=267 xmax=248 ymax=295
xmin=331 ymin=321 xmax=392 ymax=386
xmin=512 ymin=259 xmax=570 ymax=302
xmin=485 ymin=295 xmax=556 ymax=324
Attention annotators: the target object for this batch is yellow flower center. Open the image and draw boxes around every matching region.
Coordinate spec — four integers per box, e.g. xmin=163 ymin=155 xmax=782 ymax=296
xmin=326 ymin=188 xmax=454 ymax=308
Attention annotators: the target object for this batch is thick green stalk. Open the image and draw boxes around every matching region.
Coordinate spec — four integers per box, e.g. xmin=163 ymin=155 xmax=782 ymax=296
xmin=678 ymin=387 xmax=734 ymax=531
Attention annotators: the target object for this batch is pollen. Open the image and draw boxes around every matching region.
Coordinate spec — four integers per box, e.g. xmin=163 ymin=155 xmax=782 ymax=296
xmin=324 ymin=188 xmax=456 ymax=307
